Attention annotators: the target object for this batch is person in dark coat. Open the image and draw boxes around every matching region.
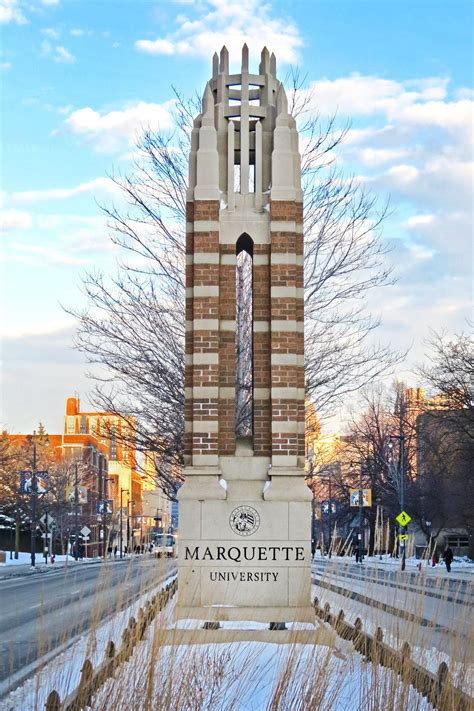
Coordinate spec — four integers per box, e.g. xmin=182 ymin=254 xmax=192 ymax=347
xmin=443 ymin=546 xmax=454 ymax=573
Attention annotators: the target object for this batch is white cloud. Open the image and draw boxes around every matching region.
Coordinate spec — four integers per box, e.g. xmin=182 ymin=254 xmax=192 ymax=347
xmin=41 ymin=0 xmax=60 ymax=5
xmin=406 ymin=243 xmax=435 ymax=261
xmin=135 ymin=0 xmax=303 ymax=65
xmin=41 ymin=26 xmax=60 ymax=39
xmin=405 ymin=214 xmax=434 ymax=229
xmin=0 ymin=0 xmax=26 ymax=24
xmin=0 ymin=208 xmax=32 ymax=230
xmin=62 ymin=101 xmax=174 ymax=153
xmin=70 ymin=28 xmax=84 ymax=36
xmin=0 ymin=61 xmax=11 ymax=70
xmin=136 ymin=38 xmax=175 ymax=55
xmin=54 ymin=45 xmax=75 ymax=63
xmin=40 ymin=39 xmax=75 ymax=63
xmin=354 ymin=147 xmax=411 ymax=168
xmin=10 ymin=177 xmax=120 ymax=203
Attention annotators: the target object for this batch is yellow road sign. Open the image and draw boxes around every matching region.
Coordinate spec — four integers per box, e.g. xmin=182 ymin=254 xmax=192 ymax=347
xmin=396 ymin=511 xmax=411 ymax=526
xmin=399 ymin=534 xmax=409 ymax=541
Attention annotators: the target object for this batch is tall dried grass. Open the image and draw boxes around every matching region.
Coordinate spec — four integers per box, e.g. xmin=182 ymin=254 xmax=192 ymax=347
xmin=1 ymin=551 xmax=472 ymax=711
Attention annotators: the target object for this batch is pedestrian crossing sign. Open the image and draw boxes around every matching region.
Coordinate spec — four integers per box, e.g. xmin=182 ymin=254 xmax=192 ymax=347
xmin=399 ymin=534 xmax=409 ymax=541
xmin=396 ymin=511 xmax=411 ymax=526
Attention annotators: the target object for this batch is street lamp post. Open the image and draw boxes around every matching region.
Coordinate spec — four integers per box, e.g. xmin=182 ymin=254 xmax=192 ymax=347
xmin=358 ymin=463 xmax=363 ymax=564
xmin=389 ymin=433 xmax=406 ymax=571
xmin=119 ymin=488 xmax=129 ymax=559
xmin=74 ymin=462 xmax=80 ymax=561
xmin=127 ymin=497 xmax=135 ymax=553
xmin=103 ymin=475 xmax=113 ymax=559
xmin=30 ymin=433 xmax=38 ymax=568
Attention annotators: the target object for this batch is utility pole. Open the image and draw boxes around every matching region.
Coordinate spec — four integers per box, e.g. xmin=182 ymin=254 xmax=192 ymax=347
xmin=74 ymin=463 xmax=79 ymax=561
xmin=43 ymin=513 xmax=48 ymax=564
xmin=358 ymin=463 xmax=363 ymax=564
xmin=103 ymin=470 xmax=109 ymax=560
xmin=399 ymin=433 xmax=406 ymax=571
xmin=328 ymin=474 xmax=333 ymax=558
xmin=389 ymin=432 xmax=407 ymax=571
xmin=98 ymin=455 xmax=103 ymax=557
xmin=30 ymin=432 xmax=37 ymax=568
xmin=127 ymin=497 xmax=134 ymax=553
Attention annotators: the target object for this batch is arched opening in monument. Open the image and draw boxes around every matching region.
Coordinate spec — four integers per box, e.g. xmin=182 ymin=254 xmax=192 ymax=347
xmin=235 ymin=233 xmax=254 ymax=444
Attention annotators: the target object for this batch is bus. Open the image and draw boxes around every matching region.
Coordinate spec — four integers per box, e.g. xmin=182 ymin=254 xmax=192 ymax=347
xmin=151 ymin=533 xmax=177 ymax=558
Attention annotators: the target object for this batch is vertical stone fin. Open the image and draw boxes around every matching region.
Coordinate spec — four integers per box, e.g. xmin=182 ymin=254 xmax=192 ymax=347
xmin=241 ymin=43 xmax=249 ymax=73
xmin=227 ymin=120 xmax=235 ymax=210
xmin=270 ymin=52 xmax=276 ymax=76
xmin=220 ymin=45 xmax=229 ymax=74
xmin=259 ymin=46 xmax=270 ymax=74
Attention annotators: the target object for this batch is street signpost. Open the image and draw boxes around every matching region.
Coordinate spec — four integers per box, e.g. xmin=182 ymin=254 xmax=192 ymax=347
xmin=39 ymin=513 xmax=55 ymax=563
xmin=39 ymin=513 xmax=56 ymax=528
xmin=395 ymin=511 xmax=411 ymax=568
xmin=396 ymin=511 xmax=411 ymax=526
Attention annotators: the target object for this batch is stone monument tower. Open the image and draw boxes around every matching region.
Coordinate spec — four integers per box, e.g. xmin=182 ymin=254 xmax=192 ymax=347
xmin=177 ymin=45 xmax=312 ymax=623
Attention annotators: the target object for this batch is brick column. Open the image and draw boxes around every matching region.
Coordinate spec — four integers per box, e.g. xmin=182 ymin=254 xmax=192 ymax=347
xmin=269 ymin=200 xmax=305 ymax=468
xmin=188 ymin=200 xmax=220 ymax=467
xmin=218 ymin=244 xmax=237 ymax=454
xmin=184 ymin=201 xmax=194 ymax=465
xmin=253 ymin=244 xmax=271 ymax=456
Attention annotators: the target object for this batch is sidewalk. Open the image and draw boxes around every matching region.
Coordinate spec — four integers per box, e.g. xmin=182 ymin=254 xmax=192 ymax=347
xmin=0 ymin=552 xmax=109 ymax=579
xmin=0 ymin=551 xmax=155 ymax=579
xmin=313 ymin=552 xmax=474 ymax=581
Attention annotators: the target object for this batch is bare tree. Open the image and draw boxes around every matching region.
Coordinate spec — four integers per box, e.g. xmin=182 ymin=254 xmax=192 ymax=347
xmin=69 ymin=80 xmax=401 ymax=497
xmin=417 ymin=326 xmax=473 ymax=439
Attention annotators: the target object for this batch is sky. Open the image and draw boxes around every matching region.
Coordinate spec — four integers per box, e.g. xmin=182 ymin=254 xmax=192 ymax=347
xmin=0 ymin=0 xmax=472 ymax=434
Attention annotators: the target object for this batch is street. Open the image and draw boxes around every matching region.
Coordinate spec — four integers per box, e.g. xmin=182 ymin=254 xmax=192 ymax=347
xmin=312 ymin=557 xmax=474 ymax=663
xmin=0 ymin=556 xmax=176 ymax=695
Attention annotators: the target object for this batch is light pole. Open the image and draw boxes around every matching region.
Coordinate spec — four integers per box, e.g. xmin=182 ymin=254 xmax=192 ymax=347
xmin=349 ymin=461 xmax=364 ymax=564
xmin=358 ymin=463 xmax=363 ymax=564
xmin=30 ymin=432 xmax=38 ymax=568
xmin=74 ymin=462 xmax=80 ymax=561
xmin=389 ymin=433 xmax=406 ymax=571
xmin=127 ymin=497 xmax=135 ymax=553
xmin=103 ymin=475 xmax=113 ymax=559
xmin=119 ymin=488 xmax=129 ymax=559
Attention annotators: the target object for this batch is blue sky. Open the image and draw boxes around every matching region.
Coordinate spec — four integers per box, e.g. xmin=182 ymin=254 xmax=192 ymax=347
xmin=1 ymin=0 xmax=472 ymax=433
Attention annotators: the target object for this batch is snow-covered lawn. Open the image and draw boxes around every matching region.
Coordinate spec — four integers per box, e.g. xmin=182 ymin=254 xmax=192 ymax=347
xmin=88 ymin=602 xmax=436 ymax=711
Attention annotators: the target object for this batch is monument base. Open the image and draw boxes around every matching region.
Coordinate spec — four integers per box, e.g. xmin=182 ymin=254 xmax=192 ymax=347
xmin=176 ymin=452 xmax=312 ymax=624
xmin=174 ymin=605 xmax=315 ymax=624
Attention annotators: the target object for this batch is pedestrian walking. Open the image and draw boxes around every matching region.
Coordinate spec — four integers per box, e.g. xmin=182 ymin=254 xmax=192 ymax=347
xmin=114 ymin=545 xmax=118 ymax=558
xmin=442 ymin=546 xmax=454 ymax=573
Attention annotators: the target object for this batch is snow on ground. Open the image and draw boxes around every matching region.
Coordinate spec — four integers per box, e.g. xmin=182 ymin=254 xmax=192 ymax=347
xmin=89 ymin=601 xmax=436 ymax=711
xmin=314 ymin=551 xmax=474 ymax=577
xmin=0 ymin=552 xmax=76 ymax=566
xmin=0 ymin=574 xmax=176 ymax=711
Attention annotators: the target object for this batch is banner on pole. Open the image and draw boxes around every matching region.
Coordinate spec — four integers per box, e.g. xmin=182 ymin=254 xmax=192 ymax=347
xmin=350 ymin=488 xmax=372 ymax=507
xmin=65 ymin=485 xmax=88 ymax=504
xmin=19 ymin=471 xmax=49 ymax=494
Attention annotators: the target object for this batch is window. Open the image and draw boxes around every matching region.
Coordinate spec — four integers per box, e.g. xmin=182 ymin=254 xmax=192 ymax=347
xmin=235 ymin=234 xmax=253 ymax=440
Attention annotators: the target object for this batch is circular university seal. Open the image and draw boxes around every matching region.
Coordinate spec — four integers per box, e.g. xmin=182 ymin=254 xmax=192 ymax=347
xmin=229 ymin=505 xmax=260 ymax=536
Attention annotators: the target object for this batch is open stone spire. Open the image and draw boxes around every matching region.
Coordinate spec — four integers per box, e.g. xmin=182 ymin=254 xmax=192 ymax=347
xmin=177 ymin=46 xmax=311 ymax=624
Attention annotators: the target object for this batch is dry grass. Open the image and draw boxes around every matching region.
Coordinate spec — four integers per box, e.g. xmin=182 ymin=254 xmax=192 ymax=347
xmin=1 ymin=552 xmax=473 ymax=711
